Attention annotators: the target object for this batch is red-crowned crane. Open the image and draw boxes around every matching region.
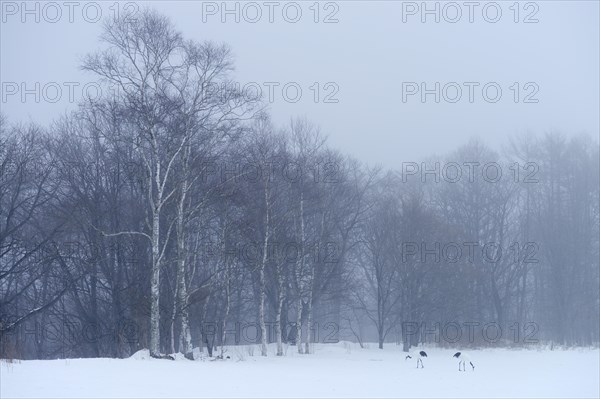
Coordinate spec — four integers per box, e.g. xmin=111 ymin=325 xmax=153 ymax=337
xmin=453 ymin=352 xmax=475 ymax=371
xmin=405 ymin=350 xmax=428 ymax=368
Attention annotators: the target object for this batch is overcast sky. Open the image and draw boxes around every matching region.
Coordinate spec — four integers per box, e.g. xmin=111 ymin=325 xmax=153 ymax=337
xmin=1 ymin=1 xmax=598 ymax=167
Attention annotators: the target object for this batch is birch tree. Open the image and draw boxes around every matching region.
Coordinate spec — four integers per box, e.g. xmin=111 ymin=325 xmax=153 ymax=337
xmin=82 ymin=10 xmax=191 ymax=358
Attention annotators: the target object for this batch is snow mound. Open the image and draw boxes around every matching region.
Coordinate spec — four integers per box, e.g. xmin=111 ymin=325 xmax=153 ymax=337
xmin=128 ymin=349 xmax=151 ymax=360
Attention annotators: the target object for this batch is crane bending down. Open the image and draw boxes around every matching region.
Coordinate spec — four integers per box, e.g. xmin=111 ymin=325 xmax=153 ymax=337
xmin=405 ymin=350 xmax=428 ymax=368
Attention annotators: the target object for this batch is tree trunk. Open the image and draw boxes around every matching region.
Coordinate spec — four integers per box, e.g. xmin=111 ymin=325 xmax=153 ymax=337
xmin=296 ymin=300 xmax=304 ymax=353
xmin=259 ymin=178 xmax=270 ymax=357
xmin=220 ymin=262 xmax=231 ymax=358
xmin=295 ymin=193 xmax=306 ymax=354
xmin=150 ymin=210 xmax=161 ymax=358
xmin=169 ymin=303 xmax=176 ymax=355
xmin=259 ymin=267 xmax=268 ymax=356
xmin=305 ymin=292 xmax=313 ymax=354
xmin=176 ymin=181 xmax=193 ymax=359
xmin=275 ymin=265 xmax=284 ymax=356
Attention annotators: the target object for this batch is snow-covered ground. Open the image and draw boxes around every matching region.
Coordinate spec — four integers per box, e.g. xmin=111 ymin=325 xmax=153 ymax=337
xmin=1 ymin=342 xmax=598 ymax=398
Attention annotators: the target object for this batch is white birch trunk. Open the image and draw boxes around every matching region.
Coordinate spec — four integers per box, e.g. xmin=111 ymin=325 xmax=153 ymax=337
xmin=259 ymin=177 xmax=270 ymax=357
xmin=305 ymin=290 xmax=313 ymax=354
xmin=305 ymin=213 xmax=323 ymax=354
xmin=176 ymin=154 xmax=194 ymax=359
xmin=295 ymin=192 xmax=306 ymax=353
xmin=149 ymin=209 xmax=161 ymax=357
xmin=220 ymin=277 xmax=231 ymax=357
xmin=219 ymin=223 xmax=231 ymax=357
xmin=275 ymin=263 xmax=284 ymax=356
xmin=295 ymin=299 xmax=304 ymax=354
xmin=169 ymin=299 xmax=176 ymax=354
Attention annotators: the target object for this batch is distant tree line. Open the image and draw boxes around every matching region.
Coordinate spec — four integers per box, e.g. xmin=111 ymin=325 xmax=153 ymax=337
xmin=1 ymin=10 xmax=598 ymax=359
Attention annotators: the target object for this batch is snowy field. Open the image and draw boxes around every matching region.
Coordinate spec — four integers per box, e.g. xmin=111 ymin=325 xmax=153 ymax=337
xmin=1 ymin=342 xmax=598 ymax=398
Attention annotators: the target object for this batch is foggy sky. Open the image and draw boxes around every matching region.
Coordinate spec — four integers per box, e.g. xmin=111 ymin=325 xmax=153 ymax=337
xmin=1 ymin=1 xmax=598 ymax=167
